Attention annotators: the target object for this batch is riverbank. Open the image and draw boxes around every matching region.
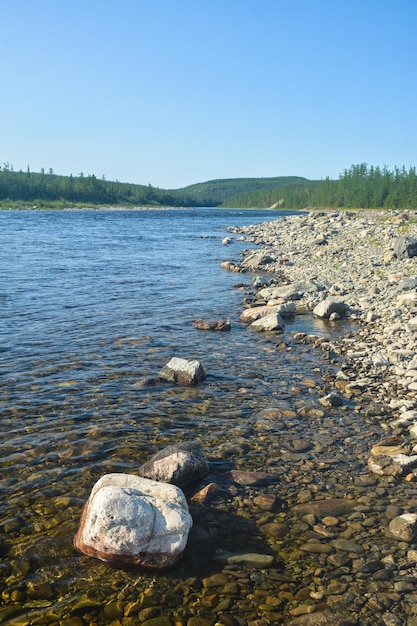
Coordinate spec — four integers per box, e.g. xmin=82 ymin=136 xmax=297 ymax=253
xmin=229 ymin=209 xmax=417 ymax=474
xmin=221 ymin=209 xmax=417 ymax=623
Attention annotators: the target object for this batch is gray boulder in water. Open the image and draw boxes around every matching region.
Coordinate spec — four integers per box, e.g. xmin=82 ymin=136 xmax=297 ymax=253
xmin=250 ymin=312 xmax=285 ymax=331
xmin=138 ymin=442 xmax=209 ymax=487
xmin=313 ymin=298 xmax=348 ymax=319
xmin=159 ymin=357 xmax=206 ymax=386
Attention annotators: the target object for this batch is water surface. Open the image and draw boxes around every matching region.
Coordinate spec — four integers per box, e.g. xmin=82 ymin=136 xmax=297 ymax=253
xmin=0 ymin=208 xmax=377 ymax=625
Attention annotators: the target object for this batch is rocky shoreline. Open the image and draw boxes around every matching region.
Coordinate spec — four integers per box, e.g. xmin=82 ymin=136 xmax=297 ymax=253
xmin=222 ymin=210 xmax=417 ymax=624
xmin=226 ymin=210 xmax=417 ymax=481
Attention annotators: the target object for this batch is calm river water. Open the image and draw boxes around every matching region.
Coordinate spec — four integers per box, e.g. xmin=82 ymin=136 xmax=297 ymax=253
xmin=0 ymin=209 xmax=384 ymax=625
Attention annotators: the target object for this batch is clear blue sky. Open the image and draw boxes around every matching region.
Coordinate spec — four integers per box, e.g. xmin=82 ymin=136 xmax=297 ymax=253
xmin=2 ymin=0 xmax=416 ymax=188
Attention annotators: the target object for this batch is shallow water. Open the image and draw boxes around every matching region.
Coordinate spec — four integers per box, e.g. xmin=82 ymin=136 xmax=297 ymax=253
xmin=0 ymin=208 xmax=399 ymax=625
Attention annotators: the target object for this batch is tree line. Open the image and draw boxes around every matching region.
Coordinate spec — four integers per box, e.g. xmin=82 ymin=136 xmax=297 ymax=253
xmin=0 ymin=163 xmax=191 ymax=207
xmin=224 ymin=164 xmax=417 ymax=209
xmin=1 ymin=162 xmax=416 ymax=209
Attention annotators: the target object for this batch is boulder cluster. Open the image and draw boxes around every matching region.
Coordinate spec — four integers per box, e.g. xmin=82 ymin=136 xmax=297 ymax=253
xmin=74 ymin=443 xmax=207 ymax=568
xmin=74 ymin=442 xmax=276 ymax=570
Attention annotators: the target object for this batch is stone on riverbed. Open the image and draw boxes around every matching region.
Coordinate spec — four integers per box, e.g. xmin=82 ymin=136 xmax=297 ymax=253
xmin=250 ymin=312 xmax=285 ymax=332
xmin=367 ymin=454 xmax=417 ymax=477
xmin=159 ymin=357 xmax=206 ymax=386
xmin=138 ymin=442 xmax=209 ymax=487
xmin=388 ymin=513 xmax=417 ymax=542
xmin=288 ymin=611 xmax=356 ymax=625
xmin=74 ymin=473 xmax=192 ymax=569
xmin=292 ymin=498 xmax=355 ymax=518
xmin=215 ymin=551 xmax=275 ymax=568
xmin=319 ymin=392 xmax=344 ymax=408
xmin=240 ymin=302 xmax=295 ymax=323
xmin=313 ymin=298 xmax=349 ymax=319
xmin=223 ymin=469 xmax=274 ymax=486
xmin=193 ymin=318 xmax=231 ymax=331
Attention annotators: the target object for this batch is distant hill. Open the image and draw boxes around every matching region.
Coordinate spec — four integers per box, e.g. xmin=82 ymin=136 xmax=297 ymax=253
xmin=0 ymin=166 xmax=313 ymax=208
xmin=173 ymin=176 xmax=312 ymax=207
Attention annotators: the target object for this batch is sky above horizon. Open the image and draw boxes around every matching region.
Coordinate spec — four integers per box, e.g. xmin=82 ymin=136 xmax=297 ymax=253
xmin=2 ymin=0 xmax=416 ymax=189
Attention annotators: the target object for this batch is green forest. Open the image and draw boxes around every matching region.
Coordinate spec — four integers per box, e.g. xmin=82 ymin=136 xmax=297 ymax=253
xmin=0 ymin=161 xmax=416 ymax=210
xmin=224 ymin=164 xmax=417 ymax=210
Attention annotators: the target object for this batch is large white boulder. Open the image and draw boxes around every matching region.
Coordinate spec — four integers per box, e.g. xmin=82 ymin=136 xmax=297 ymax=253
xmin=74 ymin=473 xmax=192 ymax=569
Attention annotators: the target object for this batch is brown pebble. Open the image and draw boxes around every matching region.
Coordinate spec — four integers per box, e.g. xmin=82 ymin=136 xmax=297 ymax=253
xmin=253 ymin=494 xmax=280 ymax=511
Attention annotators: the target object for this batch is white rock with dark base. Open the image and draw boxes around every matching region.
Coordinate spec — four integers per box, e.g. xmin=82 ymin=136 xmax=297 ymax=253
xmin=74 ymin=473 xmax=192 ymax=569
xmin=159 ymin=357 xmax=206 ymax=386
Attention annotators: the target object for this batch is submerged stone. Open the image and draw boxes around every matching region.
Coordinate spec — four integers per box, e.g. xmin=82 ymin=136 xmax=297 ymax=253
xmin=138 ymin=442 xmax=209 ymax=487
xmin=193 ymin=318 xmax=231 ymax=331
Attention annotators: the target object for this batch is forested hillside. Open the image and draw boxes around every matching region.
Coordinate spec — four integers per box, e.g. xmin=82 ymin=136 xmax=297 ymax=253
xmin=0 ymin=162 xmax=416 ymax=209
xmin=0 ymin=165 xmax=311 ymax=208
xmin=179 ymin=176 xmax=310 ymax=206
xmin=226 ymin=164 xmax=417 ymax=209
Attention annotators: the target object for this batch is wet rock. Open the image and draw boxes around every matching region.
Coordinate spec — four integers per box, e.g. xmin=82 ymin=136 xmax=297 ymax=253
xmin=253 ymin=494 xmax=281 ymax=511
xmin=313 ymin=298 xmax=349 ymax=319
xmin=240 ymin=302 xmax=295 ymax=324
xmin=138 ymin=442 xmax=209 ymax=487
xmin=190 ymin=482 xmax=220 ymax=504
xmin=159 ymin=357 xmax=206 ymax=386
xmin=141 ymin=617 xmax=173 ymax=626
xmin=299 ymin=542 xmax=334 ymax=554
xmin=136 ymin=377 xmax=167 ymax=388
xmin=240 ymin=305 xmax=279 ymax=323
xmin=193 ymin=318 xmax=231 ymax=331
xmin=319 ymin=392 xmax=343 ymax=408
xmin=329 ymin=538 xmax=364 ymax=554
xmin=250 ymin=312 xmax=285 ymax=331
xmin=388 ymin=513 xmax=417 ymax=542
xmin=370 ymin=444 xmax=409 ymax=456
xmin=292 ymin=498 xmax=356 ymax=518
xmin=220 ymin=552 xmax=275 ymax=567
xmin=288 ymin=609 xmax=356 ymax=624
xmin=222 ymin=469 xmax=273 ymax=486
xmin=74 ymin=473 xmax=192 ymax=569
xmin=260 ymin=522 xmax=290 ymax=538
xmin=386 ymin=504 xmax=404 ymax=520
xmin=368 ymin=454 xmax=417 ymax=476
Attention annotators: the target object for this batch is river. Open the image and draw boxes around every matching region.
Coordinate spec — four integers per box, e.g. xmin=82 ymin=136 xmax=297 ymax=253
xmin=0 ymin=208 xmax=381 ymax=625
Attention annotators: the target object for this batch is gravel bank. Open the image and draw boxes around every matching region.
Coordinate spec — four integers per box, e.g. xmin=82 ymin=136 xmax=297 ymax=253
xmin=228 ymin=211 xmax=417 ymax=474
